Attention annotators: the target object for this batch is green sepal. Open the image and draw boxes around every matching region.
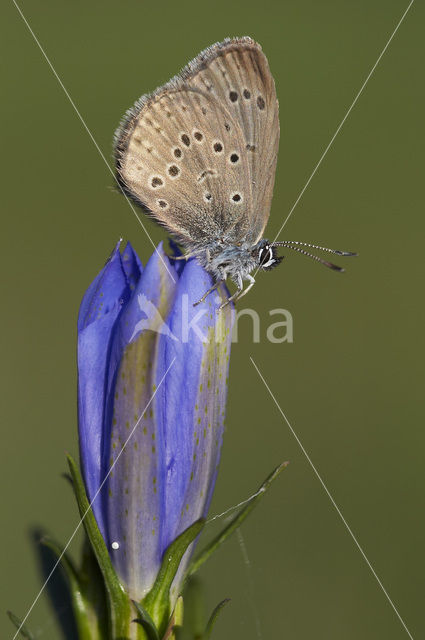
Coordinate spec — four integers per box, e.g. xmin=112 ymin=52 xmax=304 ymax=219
xmin=188 ymin=462 xmax=288 ymax=576
xmin=67 ymin=454 xmax=132 ymax=638
xmin=40 ymin=535 xmax=107 ymax=640
xmin=132 ymin=601 xmax=160 ymax=640
xmin=7 ymin=611 xmax=35 ymax=639
xmin=78 ymin=537 xmax=109 ymax=638
xmin=172 ymin=596 xmax=184 ymax=627
xmin=162 ymin=596 xmax=183 ymax=640
xmin=143 ymin=518 xmax=205 ymax=634
xmin=204 ymin=598 xmax=231 ymax=640
xmin=133 ymin=594 xmax=184 ymax=640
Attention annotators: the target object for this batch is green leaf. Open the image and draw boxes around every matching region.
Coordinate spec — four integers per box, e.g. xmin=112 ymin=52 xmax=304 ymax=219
xmin=143 ymin=518 xmax=205 ymax=634
xmin=132 ymin=601 xmax=160 ymax=640
xmin=7 ymin=611 xmax=35 ymax=640
xmin=40 ymin=535 xmax=106 ymax=640
xmin=67 ymin=454 xmax=131 ymax=638
xmin=204 ymin=599 xmax=231 ymax=640
xmin=78 ymin=537 xmax=109 ymax=638
xmin=188 ymin=462 xmax=288 ymax=576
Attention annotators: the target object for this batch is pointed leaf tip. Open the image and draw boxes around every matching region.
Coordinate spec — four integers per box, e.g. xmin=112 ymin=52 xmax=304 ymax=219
xmin=38 ymin=534 xmax=108 ymax=640
xmin=38 ymin=535 xmax=79 ymax=580
xmin=204 ymin=598 xmax=231 ymax=639
xmin=132 ymin=601 xmax=160 ymax=640
xmin=189 ymin=462 xmax=288 ymax=576
xmin=7 ymin=611 xmax=35 ymax=640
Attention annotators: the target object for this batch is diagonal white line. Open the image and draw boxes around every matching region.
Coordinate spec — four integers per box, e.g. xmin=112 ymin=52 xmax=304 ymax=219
xmin=207 ymin=486 xmax=264 ymax=524
xmin=11 ymin=0 xmax=176 ymax=283
xmin=250 ymin=356 xmax=415 ymax=640
xmin=271 ymin=0 xmax=414 ymax=243
xmin=11 ymin=357 xmax=176 ymax=640
xmin=237 ymin=528 xmax=263 ymax=640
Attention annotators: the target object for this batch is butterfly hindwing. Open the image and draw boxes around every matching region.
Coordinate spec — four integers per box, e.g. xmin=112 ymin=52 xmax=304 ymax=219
xmin=182 ymin=38 xmax=280 ymax=244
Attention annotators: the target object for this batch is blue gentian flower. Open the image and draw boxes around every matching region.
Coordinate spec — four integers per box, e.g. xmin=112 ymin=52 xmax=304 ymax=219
xmin=77 ymin=242 xmax=233 ymax=605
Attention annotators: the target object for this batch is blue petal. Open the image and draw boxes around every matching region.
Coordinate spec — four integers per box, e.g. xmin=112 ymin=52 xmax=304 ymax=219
xmin=78 ymin=242 xmax=127 ymax=333
xmin=77 ymin=246 xmax=131 ymax=536
xmin=121 ymin=242 xmax=143 ymax=291
xmin=101 ymin=245 xmax=178 ymax=599
xmin=154 ymin=259 xmax=233 ymax=595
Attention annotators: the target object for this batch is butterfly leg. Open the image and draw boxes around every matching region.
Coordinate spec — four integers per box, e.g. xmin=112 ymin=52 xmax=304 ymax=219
xmin=168 ymin=251 xmax=198 ymax=261
xmin=233 ymin=274 xmax=255 ymax=302
xmin=193 ymin=280 xmax=221 ymax=307
xmin=218 ymin=273 xmax=243 ymax=311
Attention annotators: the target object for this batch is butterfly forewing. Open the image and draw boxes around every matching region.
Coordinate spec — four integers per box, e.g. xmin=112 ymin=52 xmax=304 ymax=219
xmin=115 ymin=37 xmax=279 ymax=248
xmin=117 ymin=85 xmax=252 ymax=246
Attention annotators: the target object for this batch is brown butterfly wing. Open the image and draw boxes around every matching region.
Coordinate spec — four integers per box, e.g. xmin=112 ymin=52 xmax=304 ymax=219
xmin=181 ymin=37 xmax=280 ymax=244
xmin=115 ymin=37 xmax=279 ymax=247
xmin=115 ymin=88 xmax=252 ymax=248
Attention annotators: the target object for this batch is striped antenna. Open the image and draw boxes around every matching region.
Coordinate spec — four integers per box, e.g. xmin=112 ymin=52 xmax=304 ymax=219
xmin=271 ymin=241 xmax=357 ymax=272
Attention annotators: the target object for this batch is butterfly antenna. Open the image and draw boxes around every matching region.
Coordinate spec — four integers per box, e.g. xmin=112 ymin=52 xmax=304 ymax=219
xmin=272 ymin=240 xmax=357 ymax=257
xmin=271 ymin=244 xmax=345 ymax=271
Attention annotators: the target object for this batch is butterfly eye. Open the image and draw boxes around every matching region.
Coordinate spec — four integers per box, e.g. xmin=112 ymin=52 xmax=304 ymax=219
xmin=258 ymin=245 xmax=282 ymax=270
xmin=258 ymin=246 xmax=270 ymax=263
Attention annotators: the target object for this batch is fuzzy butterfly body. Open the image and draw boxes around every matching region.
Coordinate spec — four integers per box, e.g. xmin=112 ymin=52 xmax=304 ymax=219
xmin=115 ymin=37 xmax=355 ymax=306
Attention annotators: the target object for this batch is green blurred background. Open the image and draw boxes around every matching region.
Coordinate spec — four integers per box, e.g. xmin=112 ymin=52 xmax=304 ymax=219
xmin=2 ymin=0 xmax=424 ymax=638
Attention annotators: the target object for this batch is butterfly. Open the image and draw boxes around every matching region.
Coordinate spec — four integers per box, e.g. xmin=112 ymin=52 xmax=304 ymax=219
xmin=114 ymin=37 xmax=355 ymax=307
